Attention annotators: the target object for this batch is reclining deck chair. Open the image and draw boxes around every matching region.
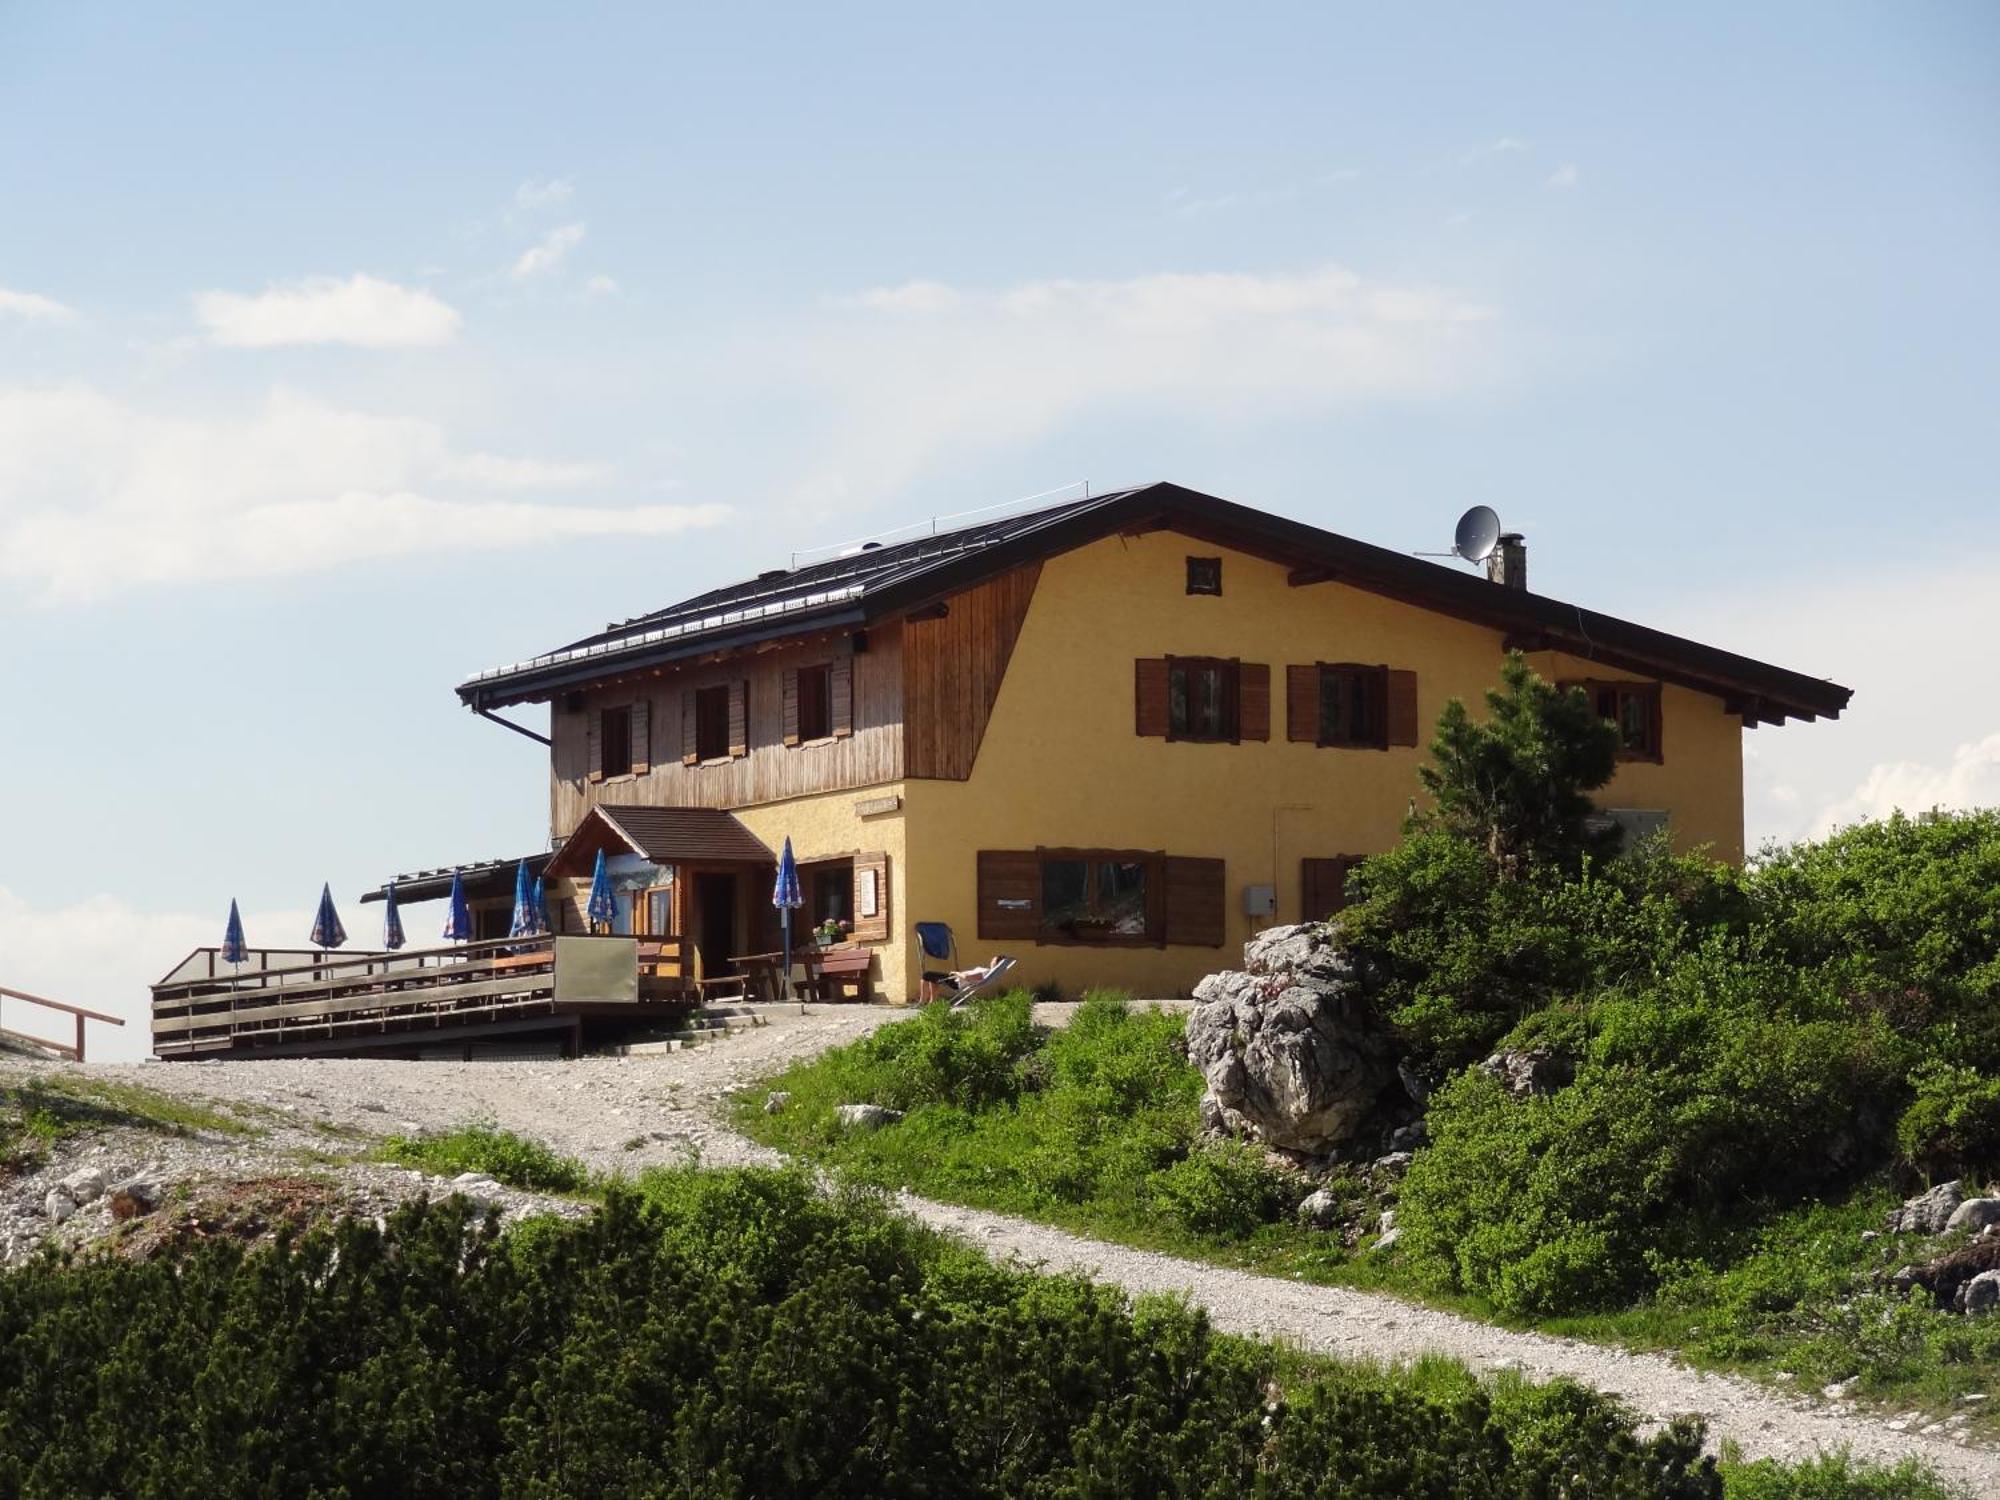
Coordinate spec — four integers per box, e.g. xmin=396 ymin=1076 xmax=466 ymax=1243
xmin=915 ymin=922 xmax=1018 ymax=1008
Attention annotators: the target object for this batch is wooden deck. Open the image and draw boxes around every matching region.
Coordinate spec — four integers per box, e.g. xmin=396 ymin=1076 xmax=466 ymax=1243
xmin=150 ymin=935 xmax=695 ymax=1059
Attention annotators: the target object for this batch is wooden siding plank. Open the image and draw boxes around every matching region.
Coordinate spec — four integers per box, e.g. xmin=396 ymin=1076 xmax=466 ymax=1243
xmin=903 ymin=564 xmax=1042 ymax=780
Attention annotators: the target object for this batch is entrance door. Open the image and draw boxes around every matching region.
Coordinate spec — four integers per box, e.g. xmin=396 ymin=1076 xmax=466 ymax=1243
xmin=693 ymin=871 xmax=739 ymax=978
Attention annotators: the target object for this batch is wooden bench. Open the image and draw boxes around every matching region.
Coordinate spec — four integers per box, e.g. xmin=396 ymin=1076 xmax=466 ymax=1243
xmin=803 ymin=947 xmax=874 ymax=1003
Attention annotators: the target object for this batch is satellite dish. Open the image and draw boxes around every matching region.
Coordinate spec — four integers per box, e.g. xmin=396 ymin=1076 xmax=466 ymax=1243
xmin=1452 ymin=505 xmax=1502 ymax=564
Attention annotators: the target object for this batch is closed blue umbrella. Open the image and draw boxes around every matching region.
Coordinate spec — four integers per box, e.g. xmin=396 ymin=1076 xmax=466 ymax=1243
xmin=381 ymin=881 xmax=407 ymax=951
xmin=773 ymin=837 xmax=803 ymax=1009
xmin=586 ymin=849 xmax=616 ymax=933
xmin=221 ymin=899 xmax=247 ymax=967
xmin=508 ymin=858 xmax=540 ymax=940
xmin=442 ymin=868 xmax=473 ymax=943
xmin=530 ymin=875 xmax=549 ymax=935
xmin=309 ymin=883 xmax=347 ymax=951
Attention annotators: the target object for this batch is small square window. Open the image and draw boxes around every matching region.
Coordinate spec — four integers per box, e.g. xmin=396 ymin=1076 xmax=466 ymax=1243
xmin=1168 ymin=657 xmax=1239 ymax=741
xmin=1317 ymin=665 xmax=1387 ymax=748
xmin=1186 ymin=556 xmax=1222 ymax=595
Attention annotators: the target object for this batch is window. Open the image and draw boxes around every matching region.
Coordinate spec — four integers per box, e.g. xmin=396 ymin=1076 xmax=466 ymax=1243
xmin=1040 ymin=854 xmax=1153 ymax=943
xmin=1317 ymin=664 xmax=1387 ymax=748
xmin=805 ymin=860 xmax=853 ymax=929
xmin=1564 ymin=679 xmax=1663 ymax=762
xmin=797 ymin=663 xmax=833 ymax=742
xmin=1186 ymin=556 xmax=1222 ymax=595
xmin=1168 ymin=656 xmax=1239 ymax=741
xmin=694 ymin=685 xmax=731 ymax=762
xmin=636 ymin=882 xmax=675 ymax=936
xmin=600 ymin=705 xmax=633 ymax=778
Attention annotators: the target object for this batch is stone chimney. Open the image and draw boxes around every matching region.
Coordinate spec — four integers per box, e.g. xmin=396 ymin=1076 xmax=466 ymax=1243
xmin=1486 ymin=533 xmax=1527 ymax=590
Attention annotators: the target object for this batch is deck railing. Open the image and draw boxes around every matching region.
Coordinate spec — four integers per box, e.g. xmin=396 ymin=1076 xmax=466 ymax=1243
xmin=0 ymin=986 xmax=127 ymax=1062
xmin=150 ymin=935 xmax=692 ymax=1058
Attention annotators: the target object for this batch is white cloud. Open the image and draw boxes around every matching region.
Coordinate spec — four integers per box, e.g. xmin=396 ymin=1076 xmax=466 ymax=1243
xmin=582 ymin=273 xmax=621 ymax=299
xmin=510 ymin=223 xmax=586 ymax=280
xmin=0 ymin=384 xmax=724 ymax=603
xmin=1460 ymin=136 xmax=1529 ymax=167
xmin=513 ymin=176 xmax=574 ymax=213
xmin=194 ymin=274 xmax=461 ymax=348
xmin=0 ymin=285 xmax=74 ymax=322
xmin=791 ymin=263 xmax=1499 ymax=499
xmin=1814 ymin=733 xmax=2000 ymax=835
xmin=1546 ymin=163 xmax=1580 ymax=190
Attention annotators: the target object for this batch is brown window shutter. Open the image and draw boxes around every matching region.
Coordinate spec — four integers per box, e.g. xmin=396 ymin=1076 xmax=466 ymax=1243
xmin=587 ymin=710 xmax=603 ymax=783
xmin=728 ymin=680 xmax=749 ymax=758
xmin=629 ymin=699 xmax=650 ymax=775
xmin=1134 ymin=658 xmax=1169 ymax=737
xmin=830 ymin=654 xmax=854 ymax=739
xmin=782 ymin=667 xmax=801 ymax=747
xmin=1162 ymin=856 xmax=1226 ymax=947
xmin=1385 ymin=669 xmax=1420 ymax=748
xmin=681 ymin=688 xmax=700 ymax=766
xmin=1286 ymin=665 xmax=1318 ymax=742
xmin=849 ymin=851 xmax=890 ymax=943
xmin=1301 ymin=856 xmax=1360 ymax=920
xmin=976 ymin=850 xmax=1041 ymax=941
xmin=1239 ymin=662 xmax=1270 ymax=741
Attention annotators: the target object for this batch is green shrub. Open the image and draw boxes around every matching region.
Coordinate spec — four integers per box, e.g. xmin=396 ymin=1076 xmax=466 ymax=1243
xmin=1147 ymin=1139 xmax=1289 ymax=1238
xmin=1896 ymin=1061 xmax=2000 ymax=1179
xmin=381 ymin=1123 xmax=589 ymax=1192
xmin=839 ymin=990 xmax=1040 ymax=1113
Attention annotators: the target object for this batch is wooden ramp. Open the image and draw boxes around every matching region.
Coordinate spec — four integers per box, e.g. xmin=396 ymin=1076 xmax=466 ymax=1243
xmin=150 ymin=935 xmax=695 ymax=1060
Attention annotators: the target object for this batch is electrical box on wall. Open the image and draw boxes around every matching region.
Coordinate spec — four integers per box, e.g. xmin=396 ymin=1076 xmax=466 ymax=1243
xmin=1242 ymin=883 xmax=1276 ymax=917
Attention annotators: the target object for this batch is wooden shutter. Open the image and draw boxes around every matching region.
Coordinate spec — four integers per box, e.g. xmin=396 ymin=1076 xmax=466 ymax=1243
xmin=1134 ymin=658 xmax=1169 ymax=737
xmin=681 ymin=688 xmax=700 ymax=765
xmin=1301 ymin=856 xmax=1359 ymax=921
xmin=1286 ymin=665 xmax=1318 ymax=742
xmin=1239 ymin=662 xmax=1270 ymax=741
xmin=850 ymin=852 xmax=890 ymax=943
xmin=830 ymin=654 xmax=854 ymax=738
xmin=587 ymin=710 xmax=603 ymax=782
xmin=1385 ymin=669 xmax=1420 ymax=748
xmin=1162 ymin=856 xmax=1226 ymax=947
xmin=728 ymin=680 xmax=749 ymax=758
xmin=976 ymin=850 xmax=1041 ymax=941
xmin=629 ymin=699 xmax=651 ymax=775
xmin=782 ymin=668 xmax=801 ymax=747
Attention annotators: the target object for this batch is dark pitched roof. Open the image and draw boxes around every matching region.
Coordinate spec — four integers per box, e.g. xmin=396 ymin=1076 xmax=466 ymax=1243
xmin=543 ymin=804 xmax=775 ymax=879
xmin=459 ymin=482 xmax=1851 ymax=726
xmin=360 ymin=852 xmax=552 ymax=905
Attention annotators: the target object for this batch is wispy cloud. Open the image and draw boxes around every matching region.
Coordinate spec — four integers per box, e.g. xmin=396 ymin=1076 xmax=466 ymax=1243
xmin=513 ymin=176 xmax=574 ymax=214
xmin=1460 ymin=136 xmax=1529 ymax=167
xmin=510 ymin=223 xmax=586 ymax=280
xmin=0 ymin=285 xmax=76 ymax=322
xmin=1164 ymin=167 xmax=1362 ymax=219
xmin=193 ymin=274 xmax=462 ymax=348
xmin=0 ymin=384 xmax=722 ymax=603
xmin=1546 ymin=163 xmax=1580 ymax=190
xmin=1814 ymin=733 xmax=2000 ymax=835
xmin=794 ymin=263 xmax=1498 ymax=502
xmin=582 ymin=273 xmax=621 ymax=299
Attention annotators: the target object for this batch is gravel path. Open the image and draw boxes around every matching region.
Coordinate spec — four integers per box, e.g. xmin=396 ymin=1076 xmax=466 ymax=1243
xmin=6 ymin=1007 xmax=1995 ymax=1489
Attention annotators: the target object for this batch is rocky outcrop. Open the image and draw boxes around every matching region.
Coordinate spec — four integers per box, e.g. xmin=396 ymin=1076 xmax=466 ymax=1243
xmin=1184 ymin=924 xmax=1396 ymax=1155
xmin=1890 ymin=1180 xmax=1964 ymax=1235
xmin=1479 ymin=1049 xmax=1575 ymax=1099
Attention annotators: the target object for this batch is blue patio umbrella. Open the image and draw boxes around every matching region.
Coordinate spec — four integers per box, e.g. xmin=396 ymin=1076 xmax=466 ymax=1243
xmin=585 ymin=849 xmax=617 ymax=933
xmin=773 ymin=837 xmax=803 ymax=1009
xmin=221 ymin=899 xmax=247 ymax=967
xmin=442 ymin=868 xmax=474 ymax=942
xmin=508 ymin=858 xmax=540 ymax=939
xmin=530 ymin=876 xmax=550 ymax=935
xmin=381 ymin=881 xmax=407 ymax=951
xmin=309 ymin=883 xmax=348 ymax=951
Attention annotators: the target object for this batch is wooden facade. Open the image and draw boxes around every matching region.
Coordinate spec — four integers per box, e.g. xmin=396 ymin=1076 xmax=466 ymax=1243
xmin=903 ymin=563 xmax=1042 ymax=780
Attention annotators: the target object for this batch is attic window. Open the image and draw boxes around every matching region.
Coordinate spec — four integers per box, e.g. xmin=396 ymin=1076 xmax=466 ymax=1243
xmin=1186 ymin=556 xmax=1222 ymax=596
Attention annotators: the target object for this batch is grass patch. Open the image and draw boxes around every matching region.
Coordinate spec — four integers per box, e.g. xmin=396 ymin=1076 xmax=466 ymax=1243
xmin=739 ymin=996 xmax=2000 ymax=1441
xmin=379 ymin=1123 xmax=590 ymax=1193
xmin=2 ymin=1072 xmax=252 ymax=1172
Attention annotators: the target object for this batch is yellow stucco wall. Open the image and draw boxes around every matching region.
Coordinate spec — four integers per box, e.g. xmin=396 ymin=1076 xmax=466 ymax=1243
xmin=731 ymin=785 xmax=910 ymax=1000
xmin=895 ymin=530 xmax=1748 ymax=1001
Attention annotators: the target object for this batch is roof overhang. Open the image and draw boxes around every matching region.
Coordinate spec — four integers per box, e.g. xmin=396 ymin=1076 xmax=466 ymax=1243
xmin=458 ymin=482 xmax=1852 ymax=726
xmin=361 ymin=852 xmax=552 ymax=905
xmin=543 ymin=804 xmax=775 ymax=881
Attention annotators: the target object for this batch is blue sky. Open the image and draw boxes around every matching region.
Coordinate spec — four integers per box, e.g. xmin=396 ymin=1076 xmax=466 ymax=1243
xmin=3 ymin=4 xmax=1996 ymax=1055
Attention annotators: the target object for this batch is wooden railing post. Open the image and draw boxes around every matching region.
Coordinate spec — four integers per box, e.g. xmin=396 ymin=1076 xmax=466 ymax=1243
xmin=75 ymin=1011 xmax=86 ymax=1062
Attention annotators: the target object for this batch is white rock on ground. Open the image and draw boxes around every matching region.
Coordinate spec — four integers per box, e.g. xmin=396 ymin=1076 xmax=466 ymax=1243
xmin=1946 ymin=1197 xmax=2000 ymax=1235
xmin=4 ymin=1005 xmax=1998 ymax=1491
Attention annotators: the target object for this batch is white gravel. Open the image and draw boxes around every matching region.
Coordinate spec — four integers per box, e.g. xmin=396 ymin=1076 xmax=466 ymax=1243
xmin=5 ymin=1006 xmax=1994 ymax=1490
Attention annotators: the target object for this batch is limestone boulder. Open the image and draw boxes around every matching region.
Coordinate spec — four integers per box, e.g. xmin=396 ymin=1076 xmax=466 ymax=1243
xmin=1892 ymin=1181 xmax=1964 ymax=1236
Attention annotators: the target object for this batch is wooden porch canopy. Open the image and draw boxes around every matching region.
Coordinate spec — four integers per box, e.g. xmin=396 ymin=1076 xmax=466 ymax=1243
xmin=544 ymin=804 xmax=775 ymax=879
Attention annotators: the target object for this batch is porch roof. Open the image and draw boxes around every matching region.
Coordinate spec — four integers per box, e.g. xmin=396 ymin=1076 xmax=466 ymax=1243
xmin=544 ymin=804 xmax=775 ymax=880
xmin=360 ymin=852 xmax=552 ymax=906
